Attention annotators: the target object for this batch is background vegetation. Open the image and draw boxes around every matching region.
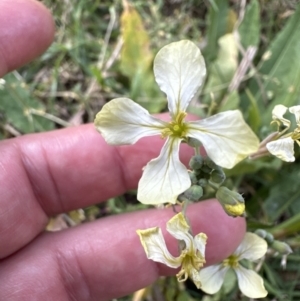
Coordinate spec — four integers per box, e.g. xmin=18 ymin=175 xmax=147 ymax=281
xmin=0 ymin=0 xmax=300 ymax=300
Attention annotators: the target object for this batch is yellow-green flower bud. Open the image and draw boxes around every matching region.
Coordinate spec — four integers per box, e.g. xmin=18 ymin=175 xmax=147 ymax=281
xmin=216 ymin=186 xmax=245 ymax=217
xmin=189 ymin=155 xmax=204 ymax=170
xmin=271 ymin=240 xmax=293 ymax=255
xmin=183 ymin=185 xmax=204 ymax=202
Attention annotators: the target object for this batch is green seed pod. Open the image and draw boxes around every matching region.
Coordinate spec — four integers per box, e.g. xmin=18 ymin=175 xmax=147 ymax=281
xmin=189 ymin=155 xmax=204 ymax=170
xmin=254 ymin=229 xmax=274 ymax=244
xmin=216 ymin=186 xmax=245 ymax=217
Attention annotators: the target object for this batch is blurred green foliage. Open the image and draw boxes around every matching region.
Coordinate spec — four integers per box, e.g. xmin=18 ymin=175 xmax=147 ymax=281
xmin=1 ymin=0 xmax=300 ymax=299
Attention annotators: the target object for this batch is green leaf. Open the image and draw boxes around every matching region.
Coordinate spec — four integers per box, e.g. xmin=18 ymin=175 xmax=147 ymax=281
xmin=203 ymin=0 xmax=229 ymax=62
xmin=0 ymin=73 xmax=54 ymax=133
xmin=249 ymin=3 xmax=300 ymax=125
xmin=263 ymin=164 xmax=300 ymax=222
xmin=238 ymin=0 xmax=260 ymax=49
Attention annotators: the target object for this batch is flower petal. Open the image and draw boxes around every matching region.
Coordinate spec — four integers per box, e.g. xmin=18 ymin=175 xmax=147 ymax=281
xmin=272 ymin=104 xmax=290 ymax=128
xmin=235 ymin=265 xmax=268 ymax=298
xmin=166 ymin=213 xmax=194 ymax=250
xmin=266 ymin=137 xmax=295 ymax=162
xmin=94 ymin=98 xmax=165 ymax=145
xmin=193 ymin=233 xmax=207 ymax=256
xmin=234 ymin=232 xmax=267 ymax=261
xmin=198 ymin=265 xmax=229 ymax=294
xmin=137 ymin=137 xmax=191 ymax=204
xmin=137 ymin=227 xmax=181 ymax=268
xmin=153 ymin=40 xmax=206 ymax=117
xmin=289 ymin=105 xmax=300 ymax=125
xmin=187 ymin=110 xmax=259 ymax=169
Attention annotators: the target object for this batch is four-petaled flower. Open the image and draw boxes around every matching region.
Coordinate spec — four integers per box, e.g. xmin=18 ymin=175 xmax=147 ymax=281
xmin=266 ymin=104 xmax=300 ymax=162
xmin=137 ymin=212 xmax=207 ymax=289
xmin=94 ymin=40 xmax=259 ymax=204
xmin=198 ymin=232 xmax=268 ymax=299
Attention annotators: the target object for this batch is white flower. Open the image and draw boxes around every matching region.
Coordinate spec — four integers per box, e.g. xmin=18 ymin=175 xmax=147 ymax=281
xmin=94 ymin=40 xmax=259 ymax=204
xmin=198 ymin=232 xmax=268 ymax=299
xmin=137 ymin=212 xmax=207 ymax=288
xmin=266 ymin=104 xmax=300 ymax=162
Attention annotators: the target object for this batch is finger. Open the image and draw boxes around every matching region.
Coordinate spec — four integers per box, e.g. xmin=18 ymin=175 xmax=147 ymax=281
xmin=0 ymin=122 xmax=195 ymax=258
xmin=0 ymin=200 xmax=246 ymax=301
xmin=0 ymin=0 xmax=54 ymax=77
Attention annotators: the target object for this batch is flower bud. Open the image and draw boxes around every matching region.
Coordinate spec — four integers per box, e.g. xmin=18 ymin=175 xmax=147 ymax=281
xmin=216 ymin=186 xmax=245 ymax=217
xmin=271 ymin=240 xmax=293 ymax=255
xmin=182 ymin=185 xmax=204 ymax=202
xmin=188 ymin=172 xmax=198 ymax=185
xmin=210 ymin=168 xmax=226 ymax=185
xmin=189 ymin=155 xmax=204 ymax=170
xmin=198 ymin=178 xmax=208 ymax=187
xmin=204 ymin=157 xmax=218 ymax=170
xmin=255 ymin=229 xmax=274 ymax=243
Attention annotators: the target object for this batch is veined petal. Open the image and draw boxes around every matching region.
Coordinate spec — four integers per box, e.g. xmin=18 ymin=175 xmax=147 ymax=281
xmin=94 ymin=98 xmax=165 ymax=145
xmin=193 ymin=233 xmax=207 ymax=256
xmin=153 ymin=40 xmax=206 ymax=117
xmin=187 ymin=110 xmax=259 ymax=169
xmin=137 ymin=137 xmax=191 ymax=204
xmin=272 ymin=104 xmax=290 ymax=128
xmin=266 ymin=137 xmax=295 ymax=162
xmin=289 ymin=105 xmax=300 ymax=125
xmin=166 ymin=213 xmax=194 ymax=250
xmin=198 ymin=265 xmax=229 ymax=294
xmin=234 ymin=233 xmax=267 ymax=261
xmin=137 ymin=227 xmax=182 ymax=268
xmin=235 ymin=266 xmax=268 ymax=298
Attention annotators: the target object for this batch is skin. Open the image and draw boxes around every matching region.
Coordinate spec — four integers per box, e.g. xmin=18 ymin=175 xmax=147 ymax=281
xmin=0 ymin=0 xmax=246 ymax=300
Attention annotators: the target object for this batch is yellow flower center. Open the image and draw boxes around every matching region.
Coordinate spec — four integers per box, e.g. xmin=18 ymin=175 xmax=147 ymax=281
xmin=291 ymin=128 xmax=300 ymax=141
xmin=223 ymin=254 xmax=239 ymax=268
xmin=176 ymin=248 xmax=205 ymax=282
xmin=161 ymin=111 xmax=188 ymax=139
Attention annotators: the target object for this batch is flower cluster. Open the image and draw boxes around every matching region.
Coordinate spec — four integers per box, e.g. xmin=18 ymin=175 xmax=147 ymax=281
xmin=266 ymin=104 xmax=300 ymax=162
xmin=95 ymin=40 xmax=259 ymax=205
xmin=94 ymin=40 xmax=268 ymax=296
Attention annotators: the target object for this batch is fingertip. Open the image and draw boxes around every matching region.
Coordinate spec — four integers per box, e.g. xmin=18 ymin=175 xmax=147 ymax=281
xmin=0 ymin=0 xmax=55 ymax=76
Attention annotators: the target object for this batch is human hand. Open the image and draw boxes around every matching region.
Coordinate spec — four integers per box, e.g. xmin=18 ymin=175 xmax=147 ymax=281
xmin=0 ymin=1 xmax=246 ymax=300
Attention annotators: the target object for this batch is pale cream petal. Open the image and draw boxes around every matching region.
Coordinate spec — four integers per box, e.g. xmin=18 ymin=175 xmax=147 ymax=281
xmin=193 ymin=233 xmax=207 ymax=256
xmin=189 ymin=268 xmax=203 ymax=289
xmin=94 ymin=98 xmax=165 ymax=145
xmin=153 ymin=40 xmax=206 ymax=117
xmin=289 ymin=105 xmax=300 ymax=124
xmin=266 ymin=137 xmax=295 ymax=162
xmin=198 ymin=265 xmax=229 ymax=294
xmin=137 ymin=227 xmax=181 ymax=268
xmin=137 ymin=137 xmax=191 ymax=204
xmin=234 ymin=232 xmax=267 ymax=261
xmin=235 ymin=266 xmax=268 ymax=298
xmin=166 ymin=213 xmax=194 ymax=250
xmin=272 ymin=104 xmax=290 ymax=128
xmin=187 ymin=110 xmax=259 ymax=169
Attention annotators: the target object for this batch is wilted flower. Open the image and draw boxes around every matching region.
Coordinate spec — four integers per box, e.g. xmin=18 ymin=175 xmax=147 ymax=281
xmin=95 ymin=40 xmax=259 ymax=204
xmin=198 ymin=232 xmax=268 ymax=299
xmin=266 ymin=104 xmax=300 ymax=162
xmin=137 ymin=212 xmax=207 ymax=288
